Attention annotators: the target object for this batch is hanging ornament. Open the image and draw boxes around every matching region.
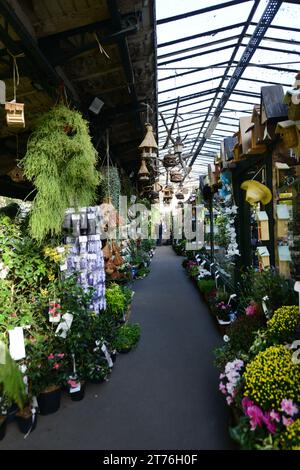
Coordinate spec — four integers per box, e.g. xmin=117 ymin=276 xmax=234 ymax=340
xmin=170 ymin=169 xmax=184 ymax=183
xmin=241 ymin=180 xmax=272 ymax=205
xmin=138 ymin=157 xmax=150 ymax=182
xmin=163 ymin=152 xmax=178 ymax=168
xmin=139 ymin=123 xmax=158 ymax=158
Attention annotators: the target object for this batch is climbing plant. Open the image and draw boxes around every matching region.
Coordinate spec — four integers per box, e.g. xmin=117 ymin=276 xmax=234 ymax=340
xmin=21 ymin=105 xmax=100 ymax=242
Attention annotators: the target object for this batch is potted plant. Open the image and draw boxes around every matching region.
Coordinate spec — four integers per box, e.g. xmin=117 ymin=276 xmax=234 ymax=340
xmin=0 ymin=395 xmax=9 ymax=441
xmin=15 ymin=404 xmax=37 ymax=435
xmin=66 ymin=377 xmax=86 ymax=401
xmin=88 ymin=358 xmax=111 ymax=384
xmin=112 ymin=323 xmax=141 ymax=353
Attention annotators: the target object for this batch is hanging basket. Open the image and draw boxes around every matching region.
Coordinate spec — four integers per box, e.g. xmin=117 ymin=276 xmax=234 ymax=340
xmin=175 ymin=192 xmax=184 ymax=200
xmin=102 ymin=242 xmax=112 ymax=260
xmin=170 ymin=171 xmax=184 ymax=183
xmin=105 ymin=259 xmax=116 ymax=275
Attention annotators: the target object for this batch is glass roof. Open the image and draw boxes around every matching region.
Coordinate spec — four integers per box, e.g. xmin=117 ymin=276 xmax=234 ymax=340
xmin=156 ymin=0 xmax=300 ymax=185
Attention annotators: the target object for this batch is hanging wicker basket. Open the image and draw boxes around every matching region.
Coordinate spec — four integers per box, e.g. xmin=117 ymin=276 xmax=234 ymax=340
xmin=175 ymin=192 xmax=184 ymax=200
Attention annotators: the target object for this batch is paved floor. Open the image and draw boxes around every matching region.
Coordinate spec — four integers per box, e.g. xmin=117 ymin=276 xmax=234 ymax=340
xmin=1 ymin=246 xmax=232 ymax=450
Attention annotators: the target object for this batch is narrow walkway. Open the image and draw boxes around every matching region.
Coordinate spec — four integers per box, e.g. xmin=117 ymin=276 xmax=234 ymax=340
xmin=1 ymin=246 xmax=232 ymax=450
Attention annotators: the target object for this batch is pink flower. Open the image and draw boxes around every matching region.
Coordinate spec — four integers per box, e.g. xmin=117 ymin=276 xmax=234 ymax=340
xmin=282 ymin=416 xmax=294 ymax=427
xmin=280 ymin=399 xmax=299 ymax=416
xmin=48 ymin=353 xmax=55 ymax=360
xmin=53 ymin=363 xmax=60 ymax=370
xmin=263 ymin=412 xmax=277 ymax=434
xmin=57 ymin=353 xmax=65 ymax=358
xmin=226 ymin=396 xmax=233 ymax=405
xmin=242 ymin=396 xmax=254 ymax=412
xmin=67 ymin=379 xmax=79 ymax=388
xmin=219 ymin=373 xmax=225 ymax=380
xmin=246 ymin=405 xmax=264 ymax=430
xmin=245 ymin=305 xmax=256 ymax=316
xmin=219 ymin=383 xmax=227 ymax=395
xmin=270 ymin=410 xmax=281 ymax=423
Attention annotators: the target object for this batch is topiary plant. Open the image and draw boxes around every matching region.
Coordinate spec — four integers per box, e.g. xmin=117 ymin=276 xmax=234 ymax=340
xmin=21 ymin=105 xmax=100 ymax=242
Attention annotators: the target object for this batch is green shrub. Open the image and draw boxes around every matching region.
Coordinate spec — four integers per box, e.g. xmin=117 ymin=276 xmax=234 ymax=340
xmin=105 ymin=283 xmax=126 ymax=320
xmin=197 ymin=279 xmax=215 ymax=295
xmin=112 ymin=323 xmax=141 ymax=352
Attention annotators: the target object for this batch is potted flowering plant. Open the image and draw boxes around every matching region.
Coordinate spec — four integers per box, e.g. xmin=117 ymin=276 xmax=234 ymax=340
xmin=27 ymin=339 xmax=67 ymax=415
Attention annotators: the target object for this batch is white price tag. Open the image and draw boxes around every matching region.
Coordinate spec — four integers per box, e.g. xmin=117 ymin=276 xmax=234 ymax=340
xmin=9 ymin=327 xmax=26 ymax=360
xmin=101 ymin=344 xmax=113 ymax=368
xmin=69 ymin=383 xmax=81 ymax=393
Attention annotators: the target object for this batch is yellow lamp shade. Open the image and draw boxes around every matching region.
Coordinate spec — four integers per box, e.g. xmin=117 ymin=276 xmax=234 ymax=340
xmin=240 ymin=180 xmax=272 ymax=205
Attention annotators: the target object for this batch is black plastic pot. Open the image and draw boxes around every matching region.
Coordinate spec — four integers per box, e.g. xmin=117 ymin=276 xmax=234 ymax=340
xmin=16 ymin=412 xmax=37 ymax=435
xmin=37 ymin=387 xmax=61 ymax=415
xmin=0 ymin=417 xmax=7 ymax=441
xmin=110 ymin=351 xmax=117 ymax=363
xmin=117 ymin=347 xmax=132 ymax=354
xmin=89 ymin=377 xmax=105 ymax=384
xmin=68 ymin=382 xmax=85 ymax=401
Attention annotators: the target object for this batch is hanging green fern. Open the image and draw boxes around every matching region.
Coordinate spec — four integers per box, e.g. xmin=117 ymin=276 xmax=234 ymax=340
xmin=21 ymin=105 xmax=100 ymax=242
xmin=0 ymin=342 xmax=26 ymax=409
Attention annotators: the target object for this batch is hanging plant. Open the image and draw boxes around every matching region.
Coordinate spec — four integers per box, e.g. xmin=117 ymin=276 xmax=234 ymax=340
xmin=21 ymin=105 xmax=100 ymax=242
xmin=100 ymin=166 xmax=121 ymax=210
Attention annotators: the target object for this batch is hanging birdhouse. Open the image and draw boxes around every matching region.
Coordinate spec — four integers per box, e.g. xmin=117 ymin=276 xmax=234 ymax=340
xmin=257 ymin=246 xmax=270 ymax=271
xmin=278 ymin=245 xmax=292 ymax=278
xmin=163 ymin=152 xmax=178 ymax=168
xmin=283 ymin=73 xmax=300 ymax=121
xmin=261 ymin=85 xmax=288 ymax=125
xmin=174 ymin=136 xmax=184 ymax=155
xmin=275 ymin=162 xmax=290 ymax=187
xmin=275 ymin=120 xmax=299 ymax=149
xmin=138 ymin=158 xmax=150 ymax=182
xmin=8 ymin=165 xmax=25 ymax=183
xmin=256 ymin=211 xmax=269 ymax=241
xmin=276 ymin=204 xmax=290 ymax=238
xmin=139 ymin=123 xmax=158 ymax=157
xmin=5 ymin=102 xmax=25 ymax=129
xmin=175 ymin=191 xmax=184 ymax=200
xmin=170 ymin=170 xmax=183 ymax=183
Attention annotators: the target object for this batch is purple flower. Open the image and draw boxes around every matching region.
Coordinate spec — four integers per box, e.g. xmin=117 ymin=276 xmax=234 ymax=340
xmin=219 ymin=382 xmax=227 ymax=395
xmin=242 ymin=396 xmax=254 ymax=412
xmin=280 ymin=399 xmax=299 ymax=416
xmin=219 ymin=373 xmax=225 ymax=380
xmin=245 ymin=304 xmax=256 ymax=316
xmin=246 ymin=405 xmax=264 ymax=430
xmin=282 ymin=416 xmax=294 ymax=427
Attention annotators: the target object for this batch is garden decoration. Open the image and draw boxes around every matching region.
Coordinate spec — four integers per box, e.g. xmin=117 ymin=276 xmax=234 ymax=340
xmin=5 ymin=54 xmax=25 ymax=129
xmin=240 ymin=180 xmax=272 ymax=206
xmin=21 ymin=105 xmax=100 ymax=242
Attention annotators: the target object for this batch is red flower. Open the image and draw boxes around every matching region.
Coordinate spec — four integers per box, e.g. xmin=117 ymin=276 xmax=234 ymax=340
xmin=48 ymin=353 xmax=55 ymax=360
xmin=53 ymin=363 xmax=60 ymax=370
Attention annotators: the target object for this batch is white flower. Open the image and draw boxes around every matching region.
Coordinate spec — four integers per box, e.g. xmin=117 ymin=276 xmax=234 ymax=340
xmin=0 ymin=262 xmax=9 ymax=279
xmin=223 ymin=335 xmax=230 ymax=343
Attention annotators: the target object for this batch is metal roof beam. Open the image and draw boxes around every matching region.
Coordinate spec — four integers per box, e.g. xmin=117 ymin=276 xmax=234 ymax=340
xmin=158 ymin=34 xmax=240 ymax=61
xmin=158 ymin=22 xmax=246 ymax=49
xmin=157 ymin=0 xmax=252 ymax=25
xmin=158 ymin=43 xmax=235 ymax=67
xmin=158 ymin=75 xmax=223 ymax=95
xmin=159 ymin=88 xmax=218 ymax=107
xmin=158 ymin=61 xmax=229 ymax=82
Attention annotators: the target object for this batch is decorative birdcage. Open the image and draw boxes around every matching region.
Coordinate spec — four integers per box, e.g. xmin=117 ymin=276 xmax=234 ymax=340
xmin=5 ymin=102 xmax=25 ymax=129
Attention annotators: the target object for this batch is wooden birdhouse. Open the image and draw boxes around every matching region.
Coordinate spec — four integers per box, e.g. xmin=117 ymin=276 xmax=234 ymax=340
xmin=5 ymin=102 xmax=25 ymax=129
xmin=170 ymin=170 xmax=183 ymax=183
xmin=251 ymin=105 xmax=265 ymax=144
xmin=257 ymin=246 xmax=270 ymax=271
xmin=139 ymin=123 xmax=158 ymax=158
xmin=276 ymin=204 xmax=290 ymax=238
xmin=239 ymin=116 xmax=252 ymax=157
xmin=256 ymin=211 xmax=269 ymax=241
xmin=275 ymin=120 xmax=299 ymax=149
xmin=275 ymin=162 xmax=290 ymax=187
xmin=260 ymin=85 xmax=288 ymax=125
xmin=163 ymin=152 xmax=178 ymax=168
xmin=138 ymin=158 xmax=150 ymax=182
xmin=278 ymin=245 xmax=292 ymax=278
xmin=233 ymin=130 xmax=242 ymax=161
xmin=283 ymin=73 xmax=300 ymax=121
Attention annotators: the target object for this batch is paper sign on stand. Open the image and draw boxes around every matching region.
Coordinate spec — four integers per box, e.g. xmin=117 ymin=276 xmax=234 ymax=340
xmin=101 ymin=344 xmax=114 ymax=368
xmin=9 ymin=327 xmax=26 ymax=360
